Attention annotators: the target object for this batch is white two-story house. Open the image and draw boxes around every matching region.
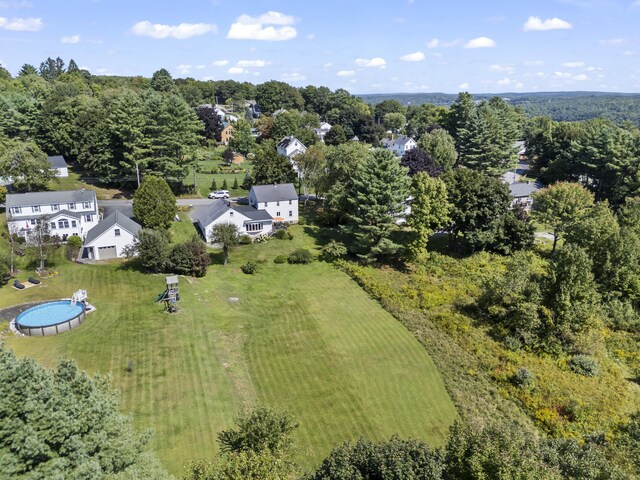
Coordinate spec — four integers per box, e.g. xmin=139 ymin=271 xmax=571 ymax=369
xmin=381 ymin=135 xmax=417 ymax=157
xmin=6 ymin=189 xmax=99 ymax=241
xmin=249 ymin=183 xmax=299 ymax=223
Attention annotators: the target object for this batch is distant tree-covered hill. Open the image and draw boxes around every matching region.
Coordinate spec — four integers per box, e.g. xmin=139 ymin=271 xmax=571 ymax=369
xmin=358 ymin=91 xmax=640 ymax=124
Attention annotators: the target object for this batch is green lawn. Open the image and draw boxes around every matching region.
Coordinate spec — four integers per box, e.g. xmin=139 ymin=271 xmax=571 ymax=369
xmin=0 ymin=223 xmax=457 ymax=475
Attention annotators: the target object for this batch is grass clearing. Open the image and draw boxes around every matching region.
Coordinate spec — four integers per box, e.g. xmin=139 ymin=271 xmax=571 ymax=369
xmin=0 ymin=221 xmax=457 ymax=475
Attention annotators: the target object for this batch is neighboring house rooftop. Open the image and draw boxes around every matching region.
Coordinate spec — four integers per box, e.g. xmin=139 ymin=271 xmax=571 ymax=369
xmin=84 ymin=210 xmax=141 ymax=245
xmin=190 ymin=200 xmax=274 ymax=227
xmin=6 ymin=189 xmax=96 ymax=208
xmin=47 ymin=155 xmax=68 ymax=169
xmin=251 ymin=183 xmax=298 ymax=203
xmin=276 ymin=136 xmax=302 ymax=150
xmin=509 ymin=182 xmax=539 ymax=198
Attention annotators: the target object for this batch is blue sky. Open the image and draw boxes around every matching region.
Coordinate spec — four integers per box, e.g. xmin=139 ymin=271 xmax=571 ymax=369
xmin=0 ymin=0 xmax=639 ymax=93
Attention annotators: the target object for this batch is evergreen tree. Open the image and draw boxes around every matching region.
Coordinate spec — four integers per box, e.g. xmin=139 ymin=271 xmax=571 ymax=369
xmin=407 ymin=173 xmax=450 ymax=260
xmin=252 ymin=140 xmax=297 ymax=185
xmin=135 ymin=228 xmax=170 ymax=273
xmin=210 ymin=179 xmax=218 ymax=191
xmin=133 ymin=176 xmax=177 ymax=230
xmin=67 ymin=58 xmax=80 ymax=74
xmin=232 ymin=177 xmax=239 ymax=189
xmin=150 ymin=68 xmax=175 ymax=93
xmin=345 ymin=149 xmax=410 ymax=263
xmin=221 ymin=178 xmax=228 ymax=190
xmin=107 ymin=90 xmax=148 ymax=182
xmin=18 ymin=64 xmax=37 ymax=77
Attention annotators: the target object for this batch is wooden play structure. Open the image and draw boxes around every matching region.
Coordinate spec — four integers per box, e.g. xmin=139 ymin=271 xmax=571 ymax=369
xmin=155 ymin=276 xmax=180 ymax=313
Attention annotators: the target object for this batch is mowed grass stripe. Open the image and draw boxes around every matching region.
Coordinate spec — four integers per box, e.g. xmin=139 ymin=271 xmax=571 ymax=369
xmin=3 ymin=224 xmax=457 ymax=475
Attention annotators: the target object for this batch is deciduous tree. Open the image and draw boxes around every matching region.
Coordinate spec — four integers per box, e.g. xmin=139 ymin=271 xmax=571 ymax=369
xmin=407 ymin=173 xmax=450 ymax=260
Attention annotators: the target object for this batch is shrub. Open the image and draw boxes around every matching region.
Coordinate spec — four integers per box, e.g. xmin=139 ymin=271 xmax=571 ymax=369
xmin=274 ymin=255 xmax=287 ymax=264
xmin=210 ymin=179 xmax=218 ymax=191
xmin=275 ymin=229 xmax=289 ymax=240
xmin=67 ymin=235 xmax=82 ymax=249
xmin=288 ymin=249 xmax=314 ymax=265
xmin=503 ymin=335 xmax=522 ymax=351
xmin=239 ymin=234 xmax=252 ymax=245
xmin=512 ymin=368 xmax=535 ymax=389
xmin=320 ymin=240 xmax=347 ymax=262
xmin=241 ymin=261 xmax=258 ymax=274
xmin=568 ymin=354 xmax=599 ymax=377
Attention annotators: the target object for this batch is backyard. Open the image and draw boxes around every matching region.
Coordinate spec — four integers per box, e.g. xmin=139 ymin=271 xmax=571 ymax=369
xmin=0 ymin=219 xmax=457 ymax=475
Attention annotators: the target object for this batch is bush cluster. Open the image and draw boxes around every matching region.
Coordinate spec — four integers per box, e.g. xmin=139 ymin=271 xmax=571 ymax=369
xmin=273 ymin=255 xmax=288 ymax=264
xmin=568 ymin=354 xmax=599 ymax=377
xmin=274 ymin=229 xmax=294 ymax=240
xmin=287 ymin=249 xmax=314 ymax=264
xmin=241 ymin=261 xmax=258 ymax=274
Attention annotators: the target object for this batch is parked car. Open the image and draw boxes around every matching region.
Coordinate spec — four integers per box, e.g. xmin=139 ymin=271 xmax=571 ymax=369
xmin=208 ymin=190 xmax=230 ymax=199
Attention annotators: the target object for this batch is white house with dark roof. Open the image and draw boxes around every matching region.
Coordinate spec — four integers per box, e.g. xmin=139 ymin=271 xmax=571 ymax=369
xmin=314 ymin=122 xmax=332 ymax=142
xmin=381 ymin=135 xmax=417 ymax=157
xmin=47 ymin=155 xmax=69 ymax=178
xmin=82 ymin=210 xmax=141 ymax=260
xmin=509 ymin=182 xmax=540 ymax=210
xmin=190 ymin=200 xmax=274 ymax=243
xmin=249 ymin=183 xmax=298 ymax=223
xmin=276 ymin=136 xmax=307 ymax=159
xmin=6 ymin=189 xmax=99 ymax=241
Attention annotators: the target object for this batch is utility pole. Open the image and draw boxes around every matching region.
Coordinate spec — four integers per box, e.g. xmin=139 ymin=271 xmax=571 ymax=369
xmin=135 ymin=162 xmax=141 ymax=188
xmin=193 ymin=163 xmax=197 ymax=194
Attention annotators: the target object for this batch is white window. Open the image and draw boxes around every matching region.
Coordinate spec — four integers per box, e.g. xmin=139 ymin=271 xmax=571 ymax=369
xmin=229 ymin=211 xmax=234 ymax=217
xmin=50 ymin=222 xmax=56 ymax=229
xmin=30 ymin=219 xmax=36 ymax=226
xmin=68 ymin=203 xmax=76 ymax=210
xmin=51 ymin=204 xmax=60 ymax=211
xmin=71 ymin=220 xmax=77 ymax=228
xmin=82 ymin=202 xmax=91 ymax=208
xmin=276 ymin=211 xmax=281 ymax=217
xmin=32 ymin=206 xmax=40 ymax=213
xmin=11 ymin=206 xmax=21 ymax=214
xmin=114 ymin=228 xmax=121 ymax=236
xmin=58 ymin=219 xmax=69 ymax=229
xmin=84 ymin=215 xmax=92 ymax=222
xmin=289 ymin=211 xmax=293 ymax=217
xmin=247 ymin=223 xmax=262 ymax=232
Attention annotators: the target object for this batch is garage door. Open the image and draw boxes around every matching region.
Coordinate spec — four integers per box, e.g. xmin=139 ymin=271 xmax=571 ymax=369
xmin=97 ymin=246 xmax=117 ymax=260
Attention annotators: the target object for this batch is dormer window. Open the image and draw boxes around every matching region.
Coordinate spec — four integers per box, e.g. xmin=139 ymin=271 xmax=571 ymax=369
xmin=68 ymin=203 xmax=76 ymax=210
xmin=11 ymin=207 xmax=21 ymax=214
xmin=51 ymin=204 xmax=60 ymax=211
xmin=32 ymin=206 xmax=40 ymax=213
xmin=276 ymin=201 xmax=280 ymax=206
xmin=82 ymin=202 xmax=91 ymax=208
xmin=264 ymin=202 xmax=267 ymax=207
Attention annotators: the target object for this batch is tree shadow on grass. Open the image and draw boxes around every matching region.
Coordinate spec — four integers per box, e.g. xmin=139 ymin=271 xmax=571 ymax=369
xmin=208 ymin=251 xmax=225 ymax=265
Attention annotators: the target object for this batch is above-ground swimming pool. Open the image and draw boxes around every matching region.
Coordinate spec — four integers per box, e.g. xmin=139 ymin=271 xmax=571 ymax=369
xmin=15 ymin=300 xmax=86 ymax=336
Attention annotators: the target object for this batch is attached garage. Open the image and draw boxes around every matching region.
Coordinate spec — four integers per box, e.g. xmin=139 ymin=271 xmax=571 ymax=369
xmin=97 ymin=245 xmax=117 ymax=259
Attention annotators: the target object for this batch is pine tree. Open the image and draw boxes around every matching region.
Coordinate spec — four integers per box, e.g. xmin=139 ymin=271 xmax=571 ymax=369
xmin=133 ymin=176 xmax=177 ymax=230
xmin=210 ymin=179 xmax=218 ymax=191
xmin=232 ymin=177 xmax=239 ymax=189
xmin=345 ymin=149 xmax=411 ymax=263
xmin=221 ymin=178 xmax=229 ymax=190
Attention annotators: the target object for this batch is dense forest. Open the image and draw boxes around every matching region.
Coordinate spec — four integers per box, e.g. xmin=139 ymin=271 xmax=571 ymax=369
xmin=359 ymin=91 xmax=640 ymax=125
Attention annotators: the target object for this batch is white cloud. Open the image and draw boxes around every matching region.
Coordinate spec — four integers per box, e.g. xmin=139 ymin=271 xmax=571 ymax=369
xmin=573 ymin=73 xmax=588 ymax=81
xmin=0 ymin=16 xmax=41 ymax=31
xmin=524 ymin=60 xmax=544 ymax=66
xmin=227 ymin=11 xmax=297 ymax=41
xmin=599 ymin=38 xmax=624 ymax=46
xmin=60 ymin=34 xmax=80 ymax=44
xmin=523 ymin=16 xmax=572 ymax=31
xmin=464 ymin=36 xmax=496 ymax=48
xmin=236 ymin=59 xmax=268 ymax=67
xmin=176 ymin=64 xmax=192 ymax=75
xmin=195 ymin=65 xmax=205 ymax=70
xmin=496 ymin=77 xmax=514 ymax=86
xmin=554 ymin=71 xmax=573 ymax=78
xmin=0 ymin=1 xmax=31 ymax=9
xmin=400 ymin=51 xmax=425 ymax=62
xmin=227 ymin=66 xmax=248 ymax=75
xmin=427 ymin=38 xmax=439 ymax=48
xmin=323 ymin=62 xmax=333 ymax=68
xmin=489 ymin=64 xmax=514 ymax=73
xmin=131 ymin=21 xmax=216 ymax=39
xmin=282 ymin=72 xmax=306 ymax=82
xmin=337 ymin=70 xmax=355 ymax=77
xmin=355 ymin=57 xmax=386 ymax=68
xmin=459 ymin=82 xmax=470 ymax=90
xmin=562 ymin=61 xmax=584 ymax=68
xmin=212 ymin=59 xmax=228 ymax=66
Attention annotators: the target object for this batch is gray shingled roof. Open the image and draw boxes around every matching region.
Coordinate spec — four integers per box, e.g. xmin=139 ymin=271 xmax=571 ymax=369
xmin=47 ymin=155 xmax=68 ymax=169
xmin=250 ymin=183 xmax=297 ymax=203
xmin=277 ymin=136 xmax=296 ymax=149
xmin=6 ymin=189 xmax=96 ymax=208
xmin=189 ymin=200 xmax=230 ymax=227
xmin=190 ymin=200 xmax=274 ymax=227
xmin=84 ymin=210 xmax=141 ymax=245
xmin=234 ymin=205 xmax=273 ymax=221
xmin=509 ymin=182 xmax=539 ymax=198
